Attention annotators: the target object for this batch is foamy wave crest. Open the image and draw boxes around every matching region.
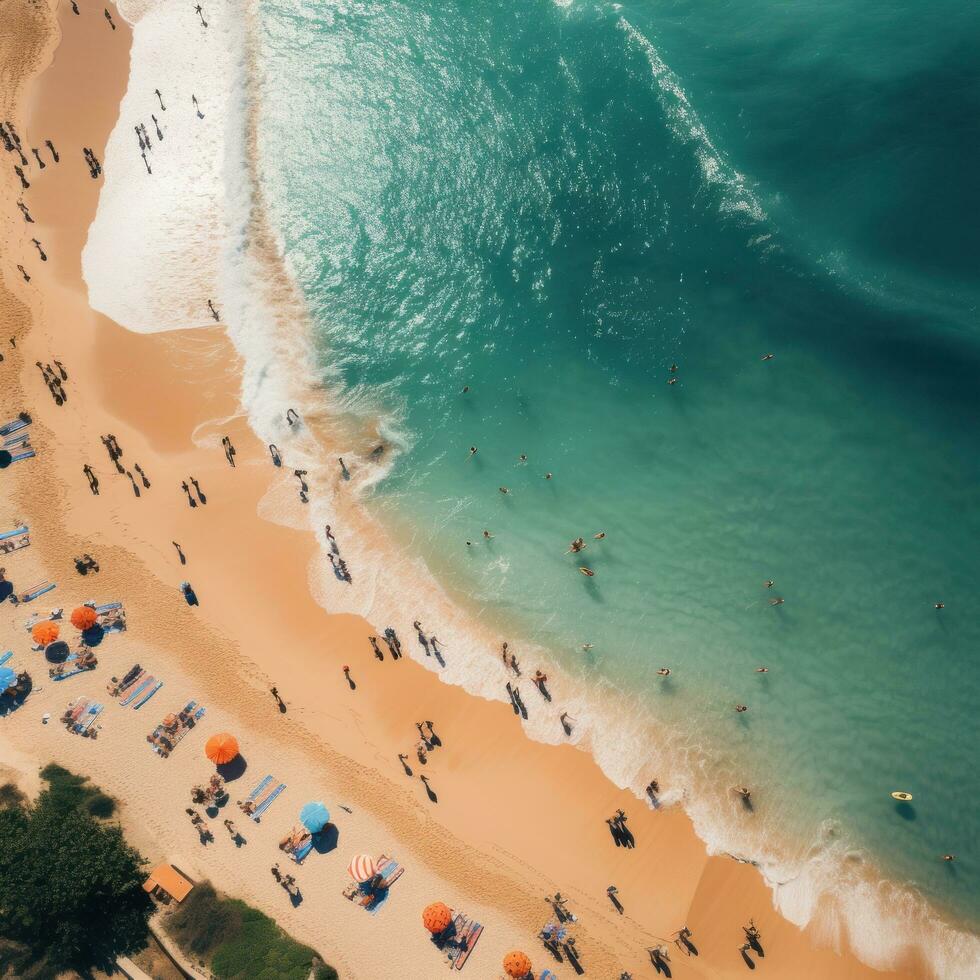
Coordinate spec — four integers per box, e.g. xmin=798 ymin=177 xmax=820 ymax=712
xmin=618 ymin=17 xmax=767 ymax=226
xmin=82 ymin=5 xmax=978 ymax=978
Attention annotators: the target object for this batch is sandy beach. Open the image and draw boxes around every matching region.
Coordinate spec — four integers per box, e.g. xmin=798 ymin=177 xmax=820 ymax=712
xmin=0 ymin=3 xmax=936 ymax=978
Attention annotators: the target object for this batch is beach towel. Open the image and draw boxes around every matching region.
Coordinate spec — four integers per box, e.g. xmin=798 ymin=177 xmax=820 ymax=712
xmin=0 ymin=416 xmax=30 ymax=437
xmin=452 ymin=915 xmax=483 ymax=970
xmin=120 ymin=676 xmax=153 ymax=707
xmin=247 ymin=775 xmax=273 ymax=801
xmin=17 ymin=581 xmax=55 ymax=603
xmin=132 ymin=680 xmax=162 ymax=709
xmin=250 ymin=782 xmax=286 ymax=821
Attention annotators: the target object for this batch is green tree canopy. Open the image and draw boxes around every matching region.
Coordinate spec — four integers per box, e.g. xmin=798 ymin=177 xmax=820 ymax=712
xmin=0 ymin=777 xmax=151 ymax=973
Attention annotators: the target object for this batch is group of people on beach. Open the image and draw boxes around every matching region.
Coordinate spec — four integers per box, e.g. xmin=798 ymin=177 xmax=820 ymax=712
xmin=35 ymin=359 xmax=67 ymax=405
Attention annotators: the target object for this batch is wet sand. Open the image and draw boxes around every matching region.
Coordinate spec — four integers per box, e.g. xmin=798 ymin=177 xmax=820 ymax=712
xmin=0 ymin=3 xmax=925 ymax=978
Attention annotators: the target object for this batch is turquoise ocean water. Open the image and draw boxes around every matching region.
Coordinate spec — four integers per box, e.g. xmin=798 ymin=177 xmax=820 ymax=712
xmin=255 ymin=0 xmax=980 ymax=953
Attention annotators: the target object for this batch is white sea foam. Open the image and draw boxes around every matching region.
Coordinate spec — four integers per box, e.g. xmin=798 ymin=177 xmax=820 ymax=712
xmin=81 ymin=4 xmax=979 ymax=978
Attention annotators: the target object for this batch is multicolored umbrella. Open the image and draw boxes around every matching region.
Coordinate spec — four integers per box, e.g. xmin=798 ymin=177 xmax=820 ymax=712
xmin=347 ymin=854 xmax=378 ymax=882
xmin=299 ymin=801 xmax=330 ymax=832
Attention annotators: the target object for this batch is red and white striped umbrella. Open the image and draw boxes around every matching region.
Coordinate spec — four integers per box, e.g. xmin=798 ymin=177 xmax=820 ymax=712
xmin=348 ymin=854 xmax=378 ymax=882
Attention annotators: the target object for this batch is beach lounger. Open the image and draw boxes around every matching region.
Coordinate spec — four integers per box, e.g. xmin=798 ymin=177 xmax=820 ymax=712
xmin=375 ymin=855 xmax=406 ymax=889
xmin=0 ymin=652 xmax=11 ymax=668
xmin=10 ymin=449 xmax=36 ymax=463
xmin=247 ymin=775 xmax=273 ymax=801
xmin=291 ymin=838 xmax=315 ymax=864
xmin=132 ymin=680 xmax=162 ymax=709
xmin=120 ymin=676 xmax=154 ymax=707
xmin=51 ymin=654 xmax=97 ymax=681
xmin=152 ymin=704 xmax=206 ymax=756
xmin=76 ymin=704 xmax=103 ymax=735
xmin=0 ymin=534 xmax=30 ymax=555
xmin=3 ymin=433 xmax=30 ymax=449
xmin=109 ymin=666 xmax=143 ymax=698
xmin=94 ymin=602 xmax=123 ymax=614
xmin=0 ymin=525 xmax=28 ymax=541
xmin=250 ymin=782 xmax=286 ymax=822
xmin=15 ymin=581 xmax=55 ymax=603
xmin=0 ymin=416 xmax=30 ymax=437
xmin=452 ymin=915 xmax=484 ymax=970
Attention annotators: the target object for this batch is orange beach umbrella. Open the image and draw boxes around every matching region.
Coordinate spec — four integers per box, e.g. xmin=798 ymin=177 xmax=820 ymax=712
xmin=70 ymin=605 xmax=98 ymax=631
xmin=204 ymin=733 xmax=239 ymax=765
xmin=503 ymin=950 xmax=533 ymax=978
xmin=422 ymin=901 xmax=452 ymax=934
xmin=32 ymin=621 xmax=60 ymax=646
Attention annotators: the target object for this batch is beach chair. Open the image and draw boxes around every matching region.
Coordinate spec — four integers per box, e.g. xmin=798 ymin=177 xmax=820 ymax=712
xmin=15 ymin=581 xmax=55 ymax=603
xmin=120 ymin=676 xmax=154 ymax=707
xmin=3 ymin=433 xmax=31 ymax=450
xmin=246 ymin=775 xmax=273 ymax=801
xmin=249 ymin=780 xmax=286 ymax=822
xmin=94 ymin=601 xmax=123 ymax=615
xmin=0 ymin=652 xmax=12 ymax=668
xmin=0 ymin=415 xmax=30 ymax=437
xmin=0 ymin=525 xmax=28 ymax=541
xmin=77 ymin=704 xmax=104 ymax=735
xmin=10 ymin=449 xmax=36 ymax=463
xmin=132 ymin=680 xmax=162 ymax=709
xmin=166 ymin=704 xmax=206 ymax=754
xmin=51 ymin=653 xmax=97 ymax=681
xmin=452 ymin=915 xmax=484 ymax=970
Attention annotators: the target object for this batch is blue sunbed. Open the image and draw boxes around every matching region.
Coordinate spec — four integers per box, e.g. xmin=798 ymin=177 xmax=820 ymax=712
xmin=0 ymin=526 xmax=28 ymax=542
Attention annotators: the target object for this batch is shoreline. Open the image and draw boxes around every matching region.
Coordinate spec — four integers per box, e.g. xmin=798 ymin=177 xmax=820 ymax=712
xmin=0 ymin=2 xmax=970 ymax=979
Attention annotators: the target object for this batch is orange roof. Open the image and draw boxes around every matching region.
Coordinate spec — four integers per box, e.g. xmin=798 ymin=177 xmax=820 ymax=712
xmin=143 ymin=863 xmax=194 ymax=902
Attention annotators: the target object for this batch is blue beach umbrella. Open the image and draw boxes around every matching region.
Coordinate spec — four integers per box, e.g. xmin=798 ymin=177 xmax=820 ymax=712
xmin=299 ymin=801 xmax=330 ymax=832
xmin=0 ymin=666 xmax=17 ymax=692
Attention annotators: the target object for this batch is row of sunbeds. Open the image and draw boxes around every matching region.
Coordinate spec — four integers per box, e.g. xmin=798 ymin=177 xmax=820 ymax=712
xmin=147 ymin=700 xmax=206 ymax=758
xmin=62 ymin=697 xmax=103 ymax=736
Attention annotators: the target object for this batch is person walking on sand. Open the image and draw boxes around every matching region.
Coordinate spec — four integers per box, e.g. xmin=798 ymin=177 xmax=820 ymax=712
xmin=560 ymin=711 xmax=574 ymax=735
xmin=192 ymin=94 xmax=205 ymax=119
xmin=208 ymin=299 xmax=220 ymax=322
xmin=17 ymin=201 xmax=34 ymax=223
xmin=181 ymin=481 xmax=197 ymax=508
xmin=189 ymin=476 xmax=207 ymax=504
xmin=155 ymin=89 xmax=166 ymax=111
xmin=195 ymin=4 xmax=208 ymax=27
xmin=16 ymin=264 xmax=30 ymax=283
xmin=104 ymin=8 xmax=116 ymax=29
xmin=369 ymin=636 xmax=384 ymax=661
xmin=30 ymin=239 xmax=47 ymax=262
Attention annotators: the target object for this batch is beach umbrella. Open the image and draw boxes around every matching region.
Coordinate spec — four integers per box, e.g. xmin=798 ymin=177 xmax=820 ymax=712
xmin=70 ymin=605 xmax=98 ymax=631
xmin=0 ymin=450 xmax=11 ymax=469
xmin=503 ymin=951 xmax=533 ymax=978
xmin=44 ymin=640 xmax=70 ymax=664
xmin=32 ymin=621 xmax=59 ymax=645
xmin=299 ymin=801 xmax=330 ymax=833
xmin=347 ymin=854 xmax=378 ymax=882
xmin=204 ymin=733 xmax=239 ymax=765
xmin=422 ymin=902 xmax=452 ymax=934
xmin=0 ymin=667 xmax=16 ymax=693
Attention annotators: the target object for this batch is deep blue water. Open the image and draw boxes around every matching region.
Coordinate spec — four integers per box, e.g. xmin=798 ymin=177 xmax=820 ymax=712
xmin=257 ymin=0 xmax=980 ymax=938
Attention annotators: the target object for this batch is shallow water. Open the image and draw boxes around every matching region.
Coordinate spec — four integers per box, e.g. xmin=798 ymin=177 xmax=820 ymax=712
xmin=250 ymin=0 xmax=980 ymax=959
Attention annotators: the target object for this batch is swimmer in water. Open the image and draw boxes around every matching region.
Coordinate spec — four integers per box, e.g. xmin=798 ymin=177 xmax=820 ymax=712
xmin=594 ymin=531 xmax=606 ymax=540
xmin=764 ymin=579 xmax=774 ymax=588
xmin=545 ymin=472 xmax=553 ymax=479
xmin=761 ymin=353 xmax=775 ymax=361
xmin=668 ymin=377 xmax=678 ymax=385
xmin=483 ymin=530 xmax=493 ymax=539
xmin=499 ymin=486 xmax=510 ymax=494
xmin=934 ymin=601 xmax=944 ymax=609
xmin=735 ymin=704 xmax=748 ymax=713
xmin=468 ymin=446 xmax=477 ymax=458
xmin=769 ymin=597 xmax=784 ymax=606
xmin=518 ymin=453 xmax=527 ymax=463
xmin=579 ymin=567 xmax=595 ymax=577
xmin=566 ymin=538 xmax=585 ymax=554
xmin=755 ymin=666 xmax=769 ymax=673
xmin=657 ymin=667 xmax=671 ymax=676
